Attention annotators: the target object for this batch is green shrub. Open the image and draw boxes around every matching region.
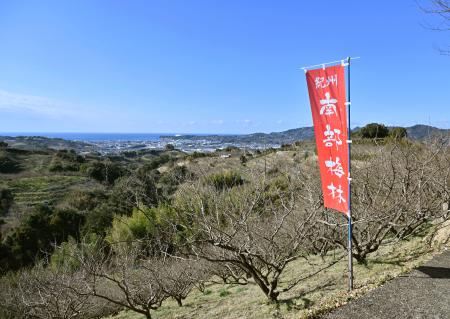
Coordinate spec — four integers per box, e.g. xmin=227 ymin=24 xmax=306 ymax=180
xmin=106 ymin=204 xmax=176 ymax=252
xmin=189 ymin=151 xmax=207 ymax=159
xmin=55 ymin=149 xmax=84 ymax=162
xmin=262 ymin=175 xmax=290 ymax=207
xmin=219 ymin=288 xmax=231 ymax=297
xmin=82 ymin=203 xmax=114 ymax=236
xmin=49 ymin=237 xmax=80 ymax=270
xmin=0 ymin=155 xmax=21 ymax=173
xmin=48 ymin=161 xmax=64 ymax=172
xmin=203 ymin=289 xmax=212 ymax=295
xmin=110 ymin=172 xmax=159 ymax=212
xmin=107 ymin=206 xmax=156 ymax=244
xmin=359 ymin=123 xmax=389 ymax=139
xmin=0 ymin=188 xmax=14 ymax=216
xmin=86 ymin=161 xmax=124 ymax=184
xmin=0 ymin=205 xmax=84 ymax=272
xmin=389 ymin=127 xmax=407 ymax=139
xmin=48 ymin=208 xmax=85 ymax=242
xmin=204 ymin=171 xmax=244 ymax=190
xmin=49 ymin=160 xmax=80 ymax=172
xmin=64 ymin=188 xmax=109 ymax=212
xmin=159 ymin=165 xmax=192 ymax=200
xmin=240 ymin=154 xmax=247 ymax=165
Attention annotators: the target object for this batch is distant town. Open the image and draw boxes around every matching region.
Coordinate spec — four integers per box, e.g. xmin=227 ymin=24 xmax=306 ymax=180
xmin=0 ymin=124 xmax=448 ymax=154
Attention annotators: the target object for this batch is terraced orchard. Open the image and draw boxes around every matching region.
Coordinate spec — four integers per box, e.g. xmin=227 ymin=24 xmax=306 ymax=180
xmin=2 ymin=175 xmax=91 ymax=206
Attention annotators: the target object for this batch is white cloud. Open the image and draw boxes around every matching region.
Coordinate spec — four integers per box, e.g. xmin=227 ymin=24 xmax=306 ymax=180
xmin=211 ymin=119 xmax=224 ymax=125
xmin=235 ymin=119 xmax=253 ymax=127
xmin=0 ymin=89 xmax=81 ymax=118
xmin=0 ymin=89 xmax=121 ymax=130
xmin=276 ymin=119 xmax=283 ymax=125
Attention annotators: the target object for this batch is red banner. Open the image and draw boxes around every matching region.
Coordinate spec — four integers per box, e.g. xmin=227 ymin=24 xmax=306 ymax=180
xmin=306 ymin=65 xmax=349 ymax=213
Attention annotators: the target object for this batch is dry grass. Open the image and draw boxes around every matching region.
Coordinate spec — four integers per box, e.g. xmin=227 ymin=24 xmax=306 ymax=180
xmin=108 ymin=232 xmax=445 ymax=319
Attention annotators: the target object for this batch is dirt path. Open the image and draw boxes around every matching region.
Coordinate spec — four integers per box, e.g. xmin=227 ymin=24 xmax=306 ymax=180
xmin=322 ymin=249 xmax=450 ymax=319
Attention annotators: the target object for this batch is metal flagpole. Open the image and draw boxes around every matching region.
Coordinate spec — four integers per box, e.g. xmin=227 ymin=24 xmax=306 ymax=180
xmin=346 ymin=56 xmax=353 ymax=291
xmin=300 ymin=57 xmax=360 ymax=71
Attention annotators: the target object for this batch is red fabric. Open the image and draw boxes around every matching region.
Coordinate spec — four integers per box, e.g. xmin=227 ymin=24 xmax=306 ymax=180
xmin=306 ymin=65 xmax=348 ymax=213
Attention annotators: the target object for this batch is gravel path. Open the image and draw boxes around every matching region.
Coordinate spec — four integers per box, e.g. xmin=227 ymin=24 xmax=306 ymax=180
xmin=322 ymin=249 xmax=450 ymax=319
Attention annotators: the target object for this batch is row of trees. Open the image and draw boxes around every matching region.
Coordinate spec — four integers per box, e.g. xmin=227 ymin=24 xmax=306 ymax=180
xmin=1 ymin=244 xmax=210 ymax=319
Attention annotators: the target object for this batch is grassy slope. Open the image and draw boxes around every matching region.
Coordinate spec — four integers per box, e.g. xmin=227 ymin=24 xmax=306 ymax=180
xmin=1 ymin=143 xmax=446 ymax=318
xmin=0 ymin=149 xmax=99 ymax=233
xmin=109 ymin=145 xmax=446 ymax=319
xmin=109 ymin=233 xmax=443 ymax=319
xmin=0 ymin=149 xmax=93 ymax=206
xmin=2 ymin=175 xmax=90 ymax=205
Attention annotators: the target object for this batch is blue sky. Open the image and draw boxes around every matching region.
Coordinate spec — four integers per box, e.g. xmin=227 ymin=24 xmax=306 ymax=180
xmin=0 ymin=0 xmax=449 ymax=133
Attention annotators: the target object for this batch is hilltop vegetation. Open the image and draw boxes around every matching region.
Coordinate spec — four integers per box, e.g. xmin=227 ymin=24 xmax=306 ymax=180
xmin=0 ymin=129 xmax=449 ymax=319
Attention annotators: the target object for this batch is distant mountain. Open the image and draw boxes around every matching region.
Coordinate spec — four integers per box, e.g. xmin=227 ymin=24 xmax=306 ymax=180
xmin=0 ymin=136 xmax=95 ymax=152
xmin=405 ymin=125 xmax=450 ymax=140
xmin=163 ymin=127 xmax=314 ymax=145
xmin=166 ymin=124 xmax=449 ymax=144
xmin=1 ymin=124 xmax=447 ymax=153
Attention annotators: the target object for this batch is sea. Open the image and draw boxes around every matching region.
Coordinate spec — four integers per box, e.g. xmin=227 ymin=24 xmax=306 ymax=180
xmin=0 ymin=132 xmax=276 ymax=153
xmin=0 ymin=132 xmax=213 ymax=142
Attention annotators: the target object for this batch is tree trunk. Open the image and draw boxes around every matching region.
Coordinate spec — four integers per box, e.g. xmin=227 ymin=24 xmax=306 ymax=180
xmin=248 ymin=270 xmax=278 ymax=302
xmin=238 ymin=256 xmax=279 ymax=302
xmin=175 ymin=297 xmax=183 ymax=307
xmin=267 ymin=290 xmax=279 ymax=302
xmin=268 ymin=280 xmax=280 ymax=302
xmin=353 ymin=253 xmax=367 ymax=265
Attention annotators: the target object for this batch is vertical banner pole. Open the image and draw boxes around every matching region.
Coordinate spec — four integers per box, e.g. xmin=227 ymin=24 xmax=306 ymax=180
xmin=346 ymin=56 xmax=353 ymax=291
xmin=304 ymin=56 xmax=359 ymax=291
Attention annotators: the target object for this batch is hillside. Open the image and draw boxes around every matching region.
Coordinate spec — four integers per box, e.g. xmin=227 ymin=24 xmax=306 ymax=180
xmin=0 ymin=136 xmax=95 ymax=152
xmin=164 ymin=124 xmax=449 ymax=145
xmin=1 ymin=124 xmax=448 ymax=156
xmin=405 ymin=124 xmax=450 ymax=140
xmin=0 ymin=138 xmax=449 ymax=319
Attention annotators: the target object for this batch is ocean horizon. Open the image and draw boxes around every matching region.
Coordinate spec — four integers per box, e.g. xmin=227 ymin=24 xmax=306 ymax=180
xmin=0 ymin=132 xmax=240 ymax=142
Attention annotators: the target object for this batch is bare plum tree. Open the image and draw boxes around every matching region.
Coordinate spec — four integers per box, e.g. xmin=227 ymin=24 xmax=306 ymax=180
xmin=171 ymin=170 xmax=343 ymax=302
xmin=146 ymin=257 xmax=207 ymax=307
xmin=419 ymin=0 xmax=450 ymax=54
xmin=0 ymin=262 xmax=109 ymax=319
xmin=74 ymin=243 xmax=168 ymax=319
xmin=321 ymin=140 xmax=450 ymax=264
